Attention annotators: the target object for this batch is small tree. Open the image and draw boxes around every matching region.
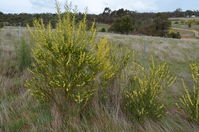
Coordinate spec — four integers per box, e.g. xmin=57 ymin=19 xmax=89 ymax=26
xmin=109 ymin=15 xmax=134 ymax=34
xmin=103 ymin=7 xmax=111 ymax=15
xmin=153 ymin=13 xmax=171 ymax=36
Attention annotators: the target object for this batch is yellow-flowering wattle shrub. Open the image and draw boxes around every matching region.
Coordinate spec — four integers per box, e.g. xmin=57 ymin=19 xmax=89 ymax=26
xmin=124 ymin=57 xmax=176 ymax=120
xmin=25 ymin=7 xmax=115 ymax=111
xmin=178 ymin=63 xmax=199 ymax=122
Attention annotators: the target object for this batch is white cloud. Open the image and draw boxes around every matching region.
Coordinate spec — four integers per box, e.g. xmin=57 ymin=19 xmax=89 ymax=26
xmin=0 ymin=0 xmax=158 ymax=13
xmin=107 ymin=0 xmax=158 ymax=12
xmin=67 ymin=0 xmax=158 ymax=14
xmin=0 ymin=0 xmax=32 ymax=13
xmin=29 ymin=0 xmax=55 ymax=13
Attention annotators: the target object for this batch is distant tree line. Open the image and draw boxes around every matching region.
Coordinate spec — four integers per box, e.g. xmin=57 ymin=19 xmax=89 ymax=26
xmin=1 ymin=8 xmax=197 ymax=37
xmin=0 ymin=12 xmax=98 ymax=29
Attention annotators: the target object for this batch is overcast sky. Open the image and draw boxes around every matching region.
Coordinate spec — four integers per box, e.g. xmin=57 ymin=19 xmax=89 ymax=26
xmin=0 ymin=0 xmax=199 ymax=14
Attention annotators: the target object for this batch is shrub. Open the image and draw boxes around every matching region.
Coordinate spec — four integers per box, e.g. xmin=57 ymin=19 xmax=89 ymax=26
xmin=181 ymin=20 xmax=186 ymax=24
xmin=25 ymin=4 xmax=115 ymax=115
xmin=124 ymin=57 xmax=176 ymax=120
xmin=167 ymin=30 xmax=181 ymax=39
xmin=100 ymin=27 xmax=106 ymax=32
xmin=188 ymin=23 xmax=192 ymax=28
xmin=0 ymin=22 xmax=3 ymax=29
xmin=16 ymin=37 xmax=32 ymax=71
xmin=177 ymin=63 xmax=199 ymax=122
xmin=187 ymin=19 xmax=195 ymax=28
xmin=195 ymin=21 xmax=199 ymax=25
xmin=174 ymin=21 xmax=179 ymax=24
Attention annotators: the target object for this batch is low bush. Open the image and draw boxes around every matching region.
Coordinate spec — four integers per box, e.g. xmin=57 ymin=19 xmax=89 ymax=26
xmin=187 ymin=19 xmax=195 ymax=28
xmin=180 ymin=20 xmax=186 ymax=24
xmin=177 ymin=63 xmax=199 ymax=122
xmin=195 ymin=21 xmax=199 ymax=25
xmin=174 ymin=21 xmax=179 ymax=24
xmin=0 ymin=22 xmax=3 ymax=29
xmin=16 ymin=37 xmax=32 ymax=71
xmin=100 ymin=27 xmax=106 ymax=32
xmin=124 ymin=57 xmax=176 ymax=121
xmin=167 ymin=30 xmax=181 ymax=39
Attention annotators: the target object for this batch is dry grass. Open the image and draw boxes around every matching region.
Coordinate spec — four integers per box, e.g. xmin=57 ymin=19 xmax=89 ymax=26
xmin=0 ymin=27 xmax=199 ymax=131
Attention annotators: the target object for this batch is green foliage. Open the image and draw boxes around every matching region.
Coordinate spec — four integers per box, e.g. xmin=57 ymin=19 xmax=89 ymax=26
xmin=109 ymin=15 xmax=134 ymax=34
xmin=137 ymin=13 xmax=171 ymax=37
xmin=181 ymin=20 xmax=186 ymax=24
xmin=178 ymin=63 xmax=199 ymax=122
xmin=100 ymin=27 xmax=106 ymax=32
xmin=188 ymin=23 xmax=192 ymax=28
xmin=26 ymin=5 xmax=115 ymax=113
xmin=174 ymin=21 xmax=179 ymax=24
xmin=153 ymin=13 xmax=171 ymax=36
xmin=124 ymin=57 xmax=176 ymax=120
xmin=195 ymin=21 xmax=199 ymax=25
xmin=8 ymin=120 xmax=25 ymax=132
xmin=16 ymin=37 xmax=32 ymax=71
xmin=167 ymin=30 xmax=181 ymax=39
xmin=187 ymin=19 xmax=195 ymax=28
xmin=0 ymin=22 xmax=3 ymax=29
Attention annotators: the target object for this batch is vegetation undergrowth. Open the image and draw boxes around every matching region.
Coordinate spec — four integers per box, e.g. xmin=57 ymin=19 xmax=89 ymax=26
xmin=124 ymin=56 xmax=176 ymax=121
xmin=16 ymin=37 xmax=32 ymax=71
xmin=178 ymin=63 xmax=199 ymax=123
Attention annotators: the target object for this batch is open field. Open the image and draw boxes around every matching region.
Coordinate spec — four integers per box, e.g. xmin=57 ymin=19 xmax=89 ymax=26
xmin=98 ymin=32 xmax=199 ymax=92
xmin=169 ymin=17 xmax=199 ymax=21
xmin=0 ymin=26 xmax=199 ymax=131
xmin=170 ymin=18 xmax=199 ymax=39
xmin=171 ymin=27 xmax=199 ymax=39
xmin=172 ymin=23 xmax=199 ymax=32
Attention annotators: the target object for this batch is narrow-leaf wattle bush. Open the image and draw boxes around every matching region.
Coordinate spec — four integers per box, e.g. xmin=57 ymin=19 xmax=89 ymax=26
xmin=16 ymin=37 xmax=32 ymax=71
xmin=178 ymin=63 xmax=199 ymax=122
xmin=25 ymin=5 xmax=115 ymax=112
xmin=124 ymin=57 xmax=176 ymax=120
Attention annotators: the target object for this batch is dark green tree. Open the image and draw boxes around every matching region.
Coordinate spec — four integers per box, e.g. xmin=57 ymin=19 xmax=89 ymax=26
xmin=153 ymin=13 xmax=171 ymax=31
xmin=103 ymin=7 xmax=111 ymax=15
xmin=100 ymin=27 xmax=106 ymax=32
xmin=137 ymin=13 xmax=171 ymax=37
xmin=109 ymin=15 xmax=134 ymax=34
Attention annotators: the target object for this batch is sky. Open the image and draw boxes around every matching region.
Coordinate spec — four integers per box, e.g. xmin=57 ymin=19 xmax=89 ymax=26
xmin=0 ymin=0 xmax=199 ymax=14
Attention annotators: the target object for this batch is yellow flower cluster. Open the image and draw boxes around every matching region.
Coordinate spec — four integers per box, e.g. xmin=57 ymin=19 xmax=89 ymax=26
xmin=26 ymin=6 xmax=115 ymax=108
xmin=124 ymin=56 xmax=176 ymax=120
